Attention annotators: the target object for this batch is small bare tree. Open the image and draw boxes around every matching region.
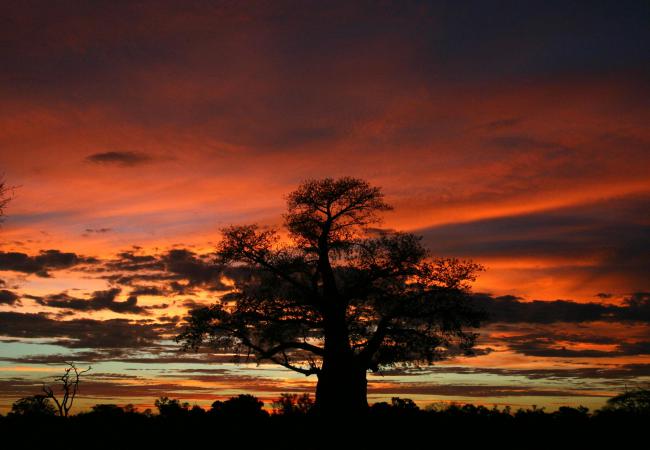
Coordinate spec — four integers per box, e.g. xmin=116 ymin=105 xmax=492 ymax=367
xmin=0 ymin=176 xmax=12 ymax=220
xmin=42 ymin=362 xmax=92 ymax=417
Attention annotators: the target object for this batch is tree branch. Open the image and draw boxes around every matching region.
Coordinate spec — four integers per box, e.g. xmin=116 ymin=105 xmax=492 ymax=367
xmin=269 ymin=355 xmax=320 ymax=376
xmin=260 ymin=341 xmax=325 ymax=358
xmin=357 ymin=316 xmax=392 ymax=368
xmin=237 ymin=246 xmax=322 ymax=308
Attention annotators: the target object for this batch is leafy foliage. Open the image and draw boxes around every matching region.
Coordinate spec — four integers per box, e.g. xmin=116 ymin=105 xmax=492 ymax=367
xmin=210 ymin=394 xmax=268 ymax=419
xmin=154 ymin=397 xmax=189 ymax=417
xmin=602 ymin=387 xmax=650 ymax=414
xmin=272 ymin=393 xmax=314 ymax=415
xmin=10 ymin=395 xmax=57 ymax=417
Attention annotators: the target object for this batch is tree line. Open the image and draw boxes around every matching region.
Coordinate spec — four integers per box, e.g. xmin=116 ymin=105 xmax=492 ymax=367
xmin=5 ymin=388 xmax=649 ymax=421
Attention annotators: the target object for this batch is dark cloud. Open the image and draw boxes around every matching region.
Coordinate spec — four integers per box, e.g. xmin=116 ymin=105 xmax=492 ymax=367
xmin=82 ymin=228 xmax=112 ymax=237
xmin=505 ymin=336 xmax=650 ymax=358
xmin=180 ymin=299 xmax=205 ymax=310
xmin=486 ymin=135 xmax=565 ymax=150
xmin=617 ymin=341 xmax=650 ymax=355
xmin=0 ymin=349 xmax=128 ymax=365
xmin=0 ymin=289 xmax=19 ymax=305
xmin=382 ymin=364 xmax=650 ymax=382
xmin=368 ymin=382 xmax=605 ymax=398
xmin=469 ymin=293 xmax=650 ymax=358
xmin=98 ymin=248 xmax=232 ymax=295
xmin=88 ymin=372 xmax=143 ymax=380
xmin=0 ymin=249 xmax=96 ymax=277
xmin=173 ymin=368 xmax=230 ymax=375
xmin=421 ymin=194 xmax=650 ymax=291
xmin=0 ymin=312 xmax=173 ymax=348
xmin=106 ymin=250 xmax=163 ymax=272
xmin=157 ymin=315 xmax=181 ymax=323
xmin=474 ymin=292 xmax=650 ymax=324
xmin=32 ymin=288 xmax=147 ymax=314
xmin=85 ymin=151 xmax=152 ymax=167
xmin=145 ymin=303 xmax=169 ymax=311
xmin=85 ymin=228 xmax=111 ymax=233
xmin=162 ymin=249 xmax=224 ymax=291
xmin=128 ymin=285 xmax=165 ymax=296
xmin=422 ymin=194 xmax=650 ymax=258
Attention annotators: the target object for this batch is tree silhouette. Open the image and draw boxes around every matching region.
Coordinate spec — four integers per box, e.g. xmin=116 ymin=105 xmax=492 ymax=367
xmin=10 ymin=395 xmax=57 ymax=417
xmin=602 ymin=388 xmax=650 ymax=414
xmin=177 ymin=177 xmax=484 ymax=415
xmin=210 ymin=394 xmax=268 ymax=419
xmin=272 ymin=393 xmax=314 ymax=416
xmin=0 ymin=176 xmax=11 ymax=222
xmin=154 ymin=396 xmax=189 ymax=417
xmin=42 ymin=362 xmax=91 ymax=417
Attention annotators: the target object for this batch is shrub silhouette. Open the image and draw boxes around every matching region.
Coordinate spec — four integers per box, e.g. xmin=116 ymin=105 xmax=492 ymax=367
xmin=272 ymin=393 xmax=314 ymax=416
xmin=600 ymin=388 xmax=650 ymax=415
xmin=154 ymin=396 xmax=189 ymax=418
xmin=209 ymin=394 xmax=268 ymax=419
xmin=89 ymin=404 xmax=127 ymax=417
xmin=10 ymin=395 xmax=57 ymax=417
xmin=553 ymin=406 xmax=590 ymax=422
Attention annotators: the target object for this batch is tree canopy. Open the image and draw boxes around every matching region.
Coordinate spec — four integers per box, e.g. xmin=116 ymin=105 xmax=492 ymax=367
xmin=177 ymin=177 xmax=484 ymax=414
xmin=10 ymin=395 xmax=57 ymax=417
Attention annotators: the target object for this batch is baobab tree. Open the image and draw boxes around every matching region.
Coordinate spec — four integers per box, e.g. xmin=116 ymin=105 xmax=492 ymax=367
xmin=177 ymin=177 xmax=484 ymax=415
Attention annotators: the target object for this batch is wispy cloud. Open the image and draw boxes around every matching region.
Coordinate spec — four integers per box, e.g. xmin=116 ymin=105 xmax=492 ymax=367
xmin=85 ymin=151 xmax=153 ymax=167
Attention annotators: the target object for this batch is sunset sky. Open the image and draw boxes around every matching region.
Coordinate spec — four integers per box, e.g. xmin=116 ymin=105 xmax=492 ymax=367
xmin=1 ymin=0 xmax=649 ymax=413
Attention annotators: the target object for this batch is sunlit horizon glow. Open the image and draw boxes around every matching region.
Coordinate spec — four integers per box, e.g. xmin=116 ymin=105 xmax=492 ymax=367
xmin=1 ymin=1 xmax=648 ymax=413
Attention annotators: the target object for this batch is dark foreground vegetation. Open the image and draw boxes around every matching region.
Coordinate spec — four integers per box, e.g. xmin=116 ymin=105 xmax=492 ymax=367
xmin=2 ymin=389 xmax=649 ymax=445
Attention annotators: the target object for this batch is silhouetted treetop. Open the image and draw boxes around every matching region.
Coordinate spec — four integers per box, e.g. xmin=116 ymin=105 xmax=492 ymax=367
xmin=272 ymin=393 xmax=314 ymax=416
xmin=10 ymin=395 xmax=57 ymax=417
xmin=602 ymin=388 xmax=650 ymax=414
xmin=284 ymin=176 xmax=392 ymax=246
xmin=210 ymin=394 xmax=268 ymax=419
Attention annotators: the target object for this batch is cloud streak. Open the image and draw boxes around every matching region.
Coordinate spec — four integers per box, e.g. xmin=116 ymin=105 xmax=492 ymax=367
xmin=476 ymin=292 xmax=650 ymax=324
xmin=0 ymin=312 xmax=172 ymax=348
xmin=29 ymin=288 xmax=147 ymax=314
xmin=0 ymin=250 xmax=96 ymax=277
xmin=0 ymin=289 xmax=19 ymax=305
xmin=85 ymin=151 xmax=153 ymax=167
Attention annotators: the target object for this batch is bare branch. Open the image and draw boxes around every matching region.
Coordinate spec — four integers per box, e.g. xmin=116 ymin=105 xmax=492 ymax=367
xmin=41 ymin=362 xmax=91 ymax=417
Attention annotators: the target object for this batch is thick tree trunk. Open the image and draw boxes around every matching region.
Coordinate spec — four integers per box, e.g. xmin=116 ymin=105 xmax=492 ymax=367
xmin=314 ymin=224 xmax=368 ymax=415
xmin=315 ymin=362 xmax=368 ymax=416
xmin=315 ymin=308 xmax=368 ymax=416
